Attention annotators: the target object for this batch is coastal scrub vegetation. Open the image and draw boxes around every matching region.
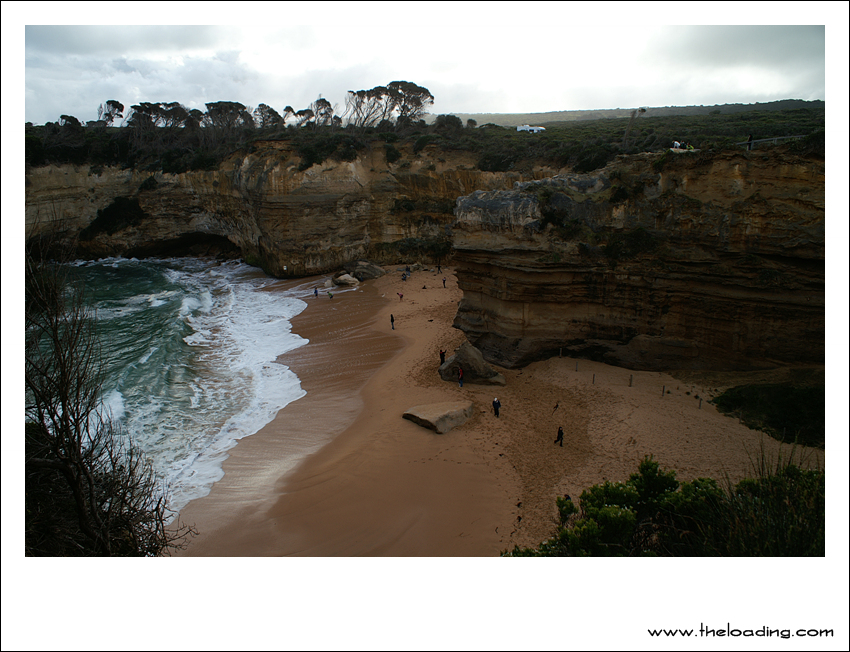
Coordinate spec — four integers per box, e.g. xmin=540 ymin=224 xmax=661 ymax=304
xmin=504 ymin=454 xmax=824 ymax=557
xmin=712 ymin=383 xmax=825 ymax=448
xmin=25 ymin=239 xmax=195 ymax=555
xmin=26 ymin=89 xmax=824 ymax=177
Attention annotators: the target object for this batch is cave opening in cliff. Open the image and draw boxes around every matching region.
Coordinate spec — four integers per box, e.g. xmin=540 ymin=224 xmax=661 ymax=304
xmin=124 ymin=232 xmax=241 ymax=259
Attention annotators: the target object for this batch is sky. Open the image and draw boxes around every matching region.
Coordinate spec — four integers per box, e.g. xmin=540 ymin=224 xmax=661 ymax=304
xmin=3 ymin=3 xmax=850 ymax=651
xmin=5 ymin=5 xmax=842 ymax=126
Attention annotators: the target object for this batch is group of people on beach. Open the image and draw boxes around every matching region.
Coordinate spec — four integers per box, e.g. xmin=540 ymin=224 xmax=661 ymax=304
xmin=317 ymin=267 xmax=569 ymax=452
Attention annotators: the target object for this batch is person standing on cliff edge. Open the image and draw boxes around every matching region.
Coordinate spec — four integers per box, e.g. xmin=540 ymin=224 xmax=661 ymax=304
xmin=554 ymin=426 xmax=564 ymax=447
xmin=493 ymin=397 xmax=501 ymax=417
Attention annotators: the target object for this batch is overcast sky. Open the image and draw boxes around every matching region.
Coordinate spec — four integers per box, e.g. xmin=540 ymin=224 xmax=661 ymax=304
xmin=4 ymin=4 xmax=843 ymax=125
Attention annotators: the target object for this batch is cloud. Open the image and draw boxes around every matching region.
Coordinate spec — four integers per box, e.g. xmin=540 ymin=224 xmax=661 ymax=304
xmin=20 ymin=22 xmax=830 ymax=125
xmin=25 ymin=25 xmax=224 ymax=56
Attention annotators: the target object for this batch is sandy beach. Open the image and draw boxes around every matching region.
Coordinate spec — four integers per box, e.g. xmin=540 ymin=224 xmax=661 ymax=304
xmin=177 ymin=266 xmax=825 ymax=556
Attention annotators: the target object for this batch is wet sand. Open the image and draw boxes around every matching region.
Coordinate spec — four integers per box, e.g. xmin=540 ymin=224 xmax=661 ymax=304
xmin=178 ymin=266 xmax=824 ymax=556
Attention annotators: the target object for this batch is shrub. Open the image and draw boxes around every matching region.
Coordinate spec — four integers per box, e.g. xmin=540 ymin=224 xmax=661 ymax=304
xmin=384 ymin=143 xmax=402 ymax=164
xmin=503 ymin=452 xmax=823 ymax=557
xmin=712 ymin=384 xmax=824 ymax=447
xmin=413 ymin=134 xmax=438 ymax=154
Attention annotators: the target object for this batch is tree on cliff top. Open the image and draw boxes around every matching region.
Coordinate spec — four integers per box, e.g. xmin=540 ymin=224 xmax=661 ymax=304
xmin=97 ymin=100 xmax=124 ymax=127
xmin=388 ymin=81 xmax=434 ymax=123
xmin=343 ymin=82 xmax=433 ymax=129
xmin=25 ymin=241 xmax=196 ymax=555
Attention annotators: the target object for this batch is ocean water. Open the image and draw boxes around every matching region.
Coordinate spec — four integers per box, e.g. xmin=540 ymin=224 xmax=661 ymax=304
xmin=72 ymin=257 xmax=315 ymax=515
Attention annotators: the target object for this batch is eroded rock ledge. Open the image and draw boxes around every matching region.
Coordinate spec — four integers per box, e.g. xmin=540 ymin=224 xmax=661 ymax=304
xmin=25 ymin=142 xmax=559 ymax=277
xmin=451 ymin=149 xmax=824 ymax=371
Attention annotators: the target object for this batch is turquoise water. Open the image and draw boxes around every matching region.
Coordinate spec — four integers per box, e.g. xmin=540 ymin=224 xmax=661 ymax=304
xmin=73 ymin=257 xmax=311 ymax=514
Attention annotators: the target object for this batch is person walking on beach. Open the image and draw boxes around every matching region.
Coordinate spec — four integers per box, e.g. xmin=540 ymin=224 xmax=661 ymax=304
xmin=328 ymin=292 xmax=333 ymax=300
xmin=391 ymin=314 xmax=395 ymax=330
xmin=442 ymin=277 xmax=446 ymax=288
xmin=458 ymin=366 xmax=464 ymax=388
xmin=439 ymin=349 xmax=446 ymax=365
xmin=554 ymin=426 xmax=564 ymax=447
xmin=397 ymin=292 xmax=403 ymax=301
xmin=314 ymin=287 xmax=318 ymax=298
xmin=493 ymin=397 xmax=501 ymax=417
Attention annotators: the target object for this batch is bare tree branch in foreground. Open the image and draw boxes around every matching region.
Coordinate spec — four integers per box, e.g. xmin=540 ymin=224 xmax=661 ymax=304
xmin=25 ymin=238 xmax=196 ymax=555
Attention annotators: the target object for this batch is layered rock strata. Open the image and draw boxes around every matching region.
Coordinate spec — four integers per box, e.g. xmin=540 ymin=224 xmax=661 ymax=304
xmin=452 ymin=149 xmax=825 ymax=371
xmin=25 ymin=142 xmax=558 ymax=277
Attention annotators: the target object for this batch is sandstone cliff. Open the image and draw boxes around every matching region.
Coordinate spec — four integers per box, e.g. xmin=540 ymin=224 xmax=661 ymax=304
xmin=25 ymin=141 xmax=559 ymax=276
xmin=25 ymin=143 xmax=825 ymax=372
xmin=451 ymin=148 xmax=825 ymax=371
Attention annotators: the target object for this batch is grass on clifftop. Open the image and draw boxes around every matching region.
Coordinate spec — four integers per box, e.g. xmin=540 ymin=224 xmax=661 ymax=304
xmin=26 ymin=105 xmax=825 ymax=175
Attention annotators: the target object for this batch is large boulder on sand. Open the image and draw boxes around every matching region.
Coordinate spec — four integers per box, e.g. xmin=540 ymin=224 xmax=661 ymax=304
xmin=439 ymin=343 xmax=506 ymax=385
xmin=345 ymin=260 xmax=386 ymax=281
xmin=403 ymin=401 xmax=475 ymax=434
xmin=333 ymin=273 xmax=360 ymax=286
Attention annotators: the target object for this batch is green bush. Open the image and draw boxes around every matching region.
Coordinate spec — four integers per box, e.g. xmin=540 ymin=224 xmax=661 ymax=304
xmin=712 ymin=384 xmax=824 ymax=447
xmin=504 ymin=452 xmax=824 ymax=557
xmin=384 ymin=143 xmax=402 ymax=164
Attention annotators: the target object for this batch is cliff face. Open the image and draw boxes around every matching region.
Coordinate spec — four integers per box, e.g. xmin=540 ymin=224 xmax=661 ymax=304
xmin=25 ymin=143 xmax=825 ymax=372
xmin=452 ymin=149 xmax=824 ymax=371
xmin=25 ymin=141 xmax=559 ymax=277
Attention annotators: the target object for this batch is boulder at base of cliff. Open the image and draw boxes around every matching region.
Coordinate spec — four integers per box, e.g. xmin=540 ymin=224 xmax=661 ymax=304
xmin=333 ymin=273 xmax=360 ymax=286
xmin=439 ymin=342 xmax=506 ymax=385
xmin=345 ymin=260 xmax=386 ymax=281
xmin=403 ymin=401 xmax=475 ymax=434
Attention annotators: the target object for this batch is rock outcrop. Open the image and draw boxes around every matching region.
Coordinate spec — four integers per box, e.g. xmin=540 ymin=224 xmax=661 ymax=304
xmin=403 ymin=401 xmax=475 ymax=434
xmin=452 ymin=148 xmax=824 ymax=371
xmin=332 ymin=273 xmax=360 ymax=286
xmin=344 ymin=260 xmax=386 ymax=281
xmin=438 ymin=343 xmax=506 ymax=385
xmin=25 ymin=142 xmax=560 ymax=277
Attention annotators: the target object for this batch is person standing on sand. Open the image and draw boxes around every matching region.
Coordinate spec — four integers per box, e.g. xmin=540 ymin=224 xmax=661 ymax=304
xmin=314 ymin=287 xmax=318 ymax=298
xmin=328 ymin=292 xmax=333 ymax=300
xmin=437 ymin=264 xmax=442 ymax=273
xmin=554 ymin=426 xmax=564 ymax=447
xmin=397 ymin=292 xmax=403 ymax=301
xmin=391 ymin=314 xmax=395 ymax=330
xmin=440 ymin=349 xmax=446 ymax=365
xmin=493 ymin=397 xmax=501 ymax=417
xmin=442 ymin=277 xmax=446 ymax=288
xmin=458 ymin=366 xmax=464 ymax=388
